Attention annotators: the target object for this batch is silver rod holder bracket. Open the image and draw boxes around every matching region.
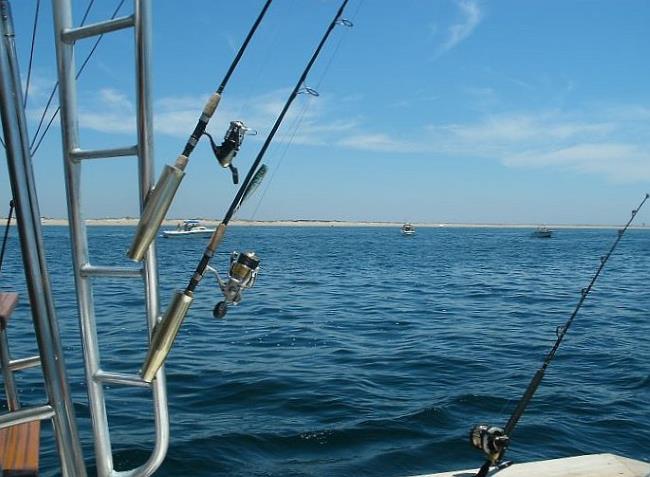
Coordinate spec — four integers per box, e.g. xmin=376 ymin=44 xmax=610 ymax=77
xmin=128 ymin=164 xmax=186 ymax=261
xmin=141 ymin=290 xmax=194 ymax=383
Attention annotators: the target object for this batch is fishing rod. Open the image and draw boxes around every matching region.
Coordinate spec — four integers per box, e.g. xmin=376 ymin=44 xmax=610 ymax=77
xmin=469 ymin=193 xmax=649 ymax=477
xmin=128 ymin=0 xmax=273 ymax=261
xmin=140 ymin=0 xmax=352 ymax=383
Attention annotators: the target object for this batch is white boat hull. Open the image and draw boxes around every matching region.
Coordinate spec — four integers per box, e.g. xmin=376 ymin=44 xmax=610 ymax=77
xmin=161 ymin=228 xmax=215 ymax=238
xmin=410 ymin=453 xmax=650 ymax=477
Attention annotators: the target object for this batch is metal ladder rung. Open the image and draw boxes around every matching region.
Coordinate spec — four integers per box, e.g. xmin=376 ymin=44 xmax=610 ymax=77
xmin=93 ymin=370 xmax=150 ymax=388
xmin=8 ymin=355 xmax=40 ymax=372
xmin=61 ymin=15 xmax=135 ymax=43
xmin=0 ymin=405 xmax=55 ymax=430
xmin=80 ymin=264 xmax=144 ymax=278
xmin=70 ymin=145 xmax=138 ymax=162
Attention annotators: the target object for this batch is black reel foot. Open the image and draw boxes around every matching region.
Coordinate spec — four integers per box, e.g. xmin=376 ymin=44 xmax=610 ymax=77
xmin=213 ymin=301 xmax=228 ymax=318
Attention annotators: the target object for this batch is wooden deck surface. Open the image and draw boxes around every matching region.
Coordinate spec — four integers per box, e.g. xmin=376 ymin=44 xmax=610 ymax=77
xmin=411 ymin=454 xmax=650 ymax=477
xmin=0 ymin=421 xmax=40 ymax=476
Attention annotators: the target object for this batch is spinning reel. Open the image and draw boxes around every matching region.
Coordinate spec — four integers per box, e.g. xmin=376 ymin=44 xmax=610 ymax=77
xmin=469 ymin=424 xmax=510 ymax=464
xmin=206 ymin=251 xmax=260 ymax=318
xmin=204 ymin=121 xmax=256 ymax=184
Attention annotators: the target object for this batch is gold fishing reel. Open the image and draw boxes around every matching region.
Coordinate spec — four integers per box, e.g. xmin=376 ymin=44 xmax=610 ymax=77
xmin=206 ymin=251 xmax=260 ymax=318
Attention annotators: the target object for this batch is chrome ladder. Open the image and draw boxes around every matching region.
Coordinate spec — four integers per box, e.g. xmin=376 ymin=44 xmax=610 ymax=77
xmin=51 ymin=1 xmax=169 ymax=476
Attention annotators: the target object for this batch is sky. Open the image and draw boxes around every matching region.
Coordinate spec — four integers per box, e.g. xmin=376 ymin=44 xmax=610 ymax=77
xmin=2 ymin=0 xmax=650 ymax=225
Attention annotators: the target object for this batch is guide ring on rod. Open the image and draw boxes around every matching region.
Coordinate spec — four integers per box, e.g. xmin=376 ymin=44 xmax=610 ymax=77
xmin=299 ymin=87 xmax=320 ymax=97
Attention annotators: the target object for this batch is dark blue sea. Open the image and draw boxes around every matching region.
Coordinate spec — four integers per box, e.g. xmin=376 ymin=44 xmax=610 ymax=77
xmin=1 ymin=226 xmax=649 ymax=476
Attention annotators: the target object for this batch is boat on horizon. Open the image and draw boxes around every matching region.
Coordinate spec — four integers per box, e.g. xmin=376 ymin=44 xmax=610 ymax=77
xmin=401 ymin=223 xmax=416 ymax=235
xmin=531 ymin=226 xmax=553 ymax=238
xmin=161 ymin=219 xmax=215 ymax=238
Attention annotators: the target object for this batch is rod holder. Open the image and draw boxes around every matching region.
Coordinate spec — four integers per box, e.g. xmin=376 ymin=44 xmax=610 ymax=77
xmin=128 ymin=162 xmax=186 ymax=261
xmin=141 ymin=290 xmax=194 ymax=383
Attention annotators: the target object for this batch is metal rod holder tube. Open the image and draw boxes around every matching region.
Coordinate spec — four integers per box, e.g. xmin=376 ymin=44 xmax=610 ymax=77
xmin=141 ymin=290 xmax=194 ymax=382
xmin=128 ymin=163 xmax=185 ymax=261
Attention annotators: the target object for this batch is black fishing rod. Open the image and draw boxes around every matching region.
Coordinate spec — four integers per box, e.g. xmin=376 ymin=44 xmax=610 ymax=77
xmin=140 ymin=0 xmax=352 ymax=383
xmin=128 ymin=0 xmax=273 ymax=261
xmin=469 ymin=193 xmax=649 ymax=477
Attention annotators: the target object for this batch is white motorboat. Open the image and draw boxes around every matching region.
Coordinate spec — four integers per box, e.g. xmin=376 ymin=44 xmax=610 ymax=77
xmin=401 ymin=223 xmax=416 ymax=235
xmin=532 ymin=226 xmax=553 ymax=238
xmin=162 ymin=220 xmax=215 ymax=238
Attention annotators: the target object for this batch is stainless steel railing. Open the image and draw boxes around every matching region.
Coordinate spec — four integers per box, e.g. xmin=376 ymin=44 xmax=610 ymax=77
xmin=51 ymin=1 xmax=169 ymax=475
xmin=0 ymin=1 xmax=87 ymax=474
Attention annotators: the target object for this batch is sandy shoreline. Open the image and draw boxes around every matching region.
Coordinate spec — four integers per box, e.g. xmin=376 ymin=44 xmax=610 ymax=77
xmin=3 ymin=218 xmax=644 ymax=229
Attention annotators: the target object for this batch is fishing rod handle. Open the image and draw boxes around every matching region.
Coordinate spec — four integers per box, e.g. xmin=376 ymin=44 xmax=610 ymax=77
xmin=181 ymin=92 xmax=222 ymax=158
xmin=185 ymin=223 xmax=228 ymax=293
xmin=504 ymin=369 xmax=545 ymax=435
xmin=208 ymin=222 xmax=227 ymax=253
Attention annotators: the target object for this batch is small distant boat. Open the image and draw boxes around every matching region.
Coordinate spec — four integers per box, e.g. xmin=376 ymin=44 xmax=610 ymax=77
xmin=401 ymin=223 xmax=415 ymax=236
xmin=162 ymin=220 xmax=215 ymax=238
xmin=532 ymin=226 xmax=552 ymax=238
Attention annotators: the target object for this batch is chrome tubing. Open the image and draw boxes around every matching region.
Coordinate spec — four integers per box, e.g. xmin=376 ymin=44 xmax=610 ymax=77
xmin=51 ymin=0 xmax=169 ymax=475
xmin=141 ymin=290 xmax=194 ymax=383
xmin=0 ymin=1 xmax=87 ymax=474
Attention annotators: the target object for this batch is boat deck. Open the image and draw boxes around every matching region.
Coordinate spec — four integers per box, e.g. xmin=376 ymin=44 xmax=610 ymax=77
xmin=412 ymin=454 xmax=650 ymax=477
xmin=0 ymin=292 xmax=41 ymax=476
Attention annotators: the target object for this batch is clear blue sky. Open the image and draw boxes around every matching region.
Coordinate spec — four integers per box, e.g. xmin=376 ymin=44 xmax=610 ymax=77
xmin=2 ymin=0 xmax=650 ymax=224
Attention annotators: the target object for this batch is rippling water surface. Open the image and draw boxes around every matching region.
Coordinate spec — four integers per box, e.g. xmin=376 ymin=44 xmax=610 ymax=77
xmin=1 ymin=226 xmax=649 ymax=476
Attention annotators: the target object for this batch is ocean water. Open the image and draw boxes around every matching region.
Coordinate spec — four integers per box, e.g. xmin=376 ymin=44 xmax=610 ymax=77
xmin=0 ymin=226 xmax=648 ymax=476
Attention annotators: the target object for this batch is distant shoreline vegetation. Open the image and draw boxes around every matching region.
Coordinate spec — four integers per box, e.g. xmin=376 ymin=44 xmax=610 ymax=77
xmin=9 ymin=218 xmax=649 ymax=229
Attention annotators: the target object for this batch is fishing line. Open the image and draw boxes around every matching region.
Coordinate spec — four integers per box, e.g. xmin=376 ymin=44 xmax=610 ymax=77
xmin=22 ymin=0 xmax=40 ymax=109
xmin=31 ymin=0 xmax=132 ymax=158
xmin=248 ymin=0 xmax=360 ymax=220
xmin=248 ymin=94 xmax=313 ymax=220
xmin=229 ymin=0 xmax=289 ymax=123
xmin=469 ymin=193 xmax=650 ymax=477
xmin=0 ymin=0 xmax=41 ymax=150
xmin=29 ymin=0 xmax=97 ymax=151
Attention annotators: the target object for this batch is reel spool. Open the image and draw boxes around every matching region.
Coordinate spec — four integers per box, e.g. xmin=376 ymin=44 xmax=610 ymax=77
xmin=206 ymin=251 xmax=260 ymax=318
xmin=204 ymin=121 xmax=256 ymax=184
xmin=469 ymin=424 xmax=510 ymax=463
